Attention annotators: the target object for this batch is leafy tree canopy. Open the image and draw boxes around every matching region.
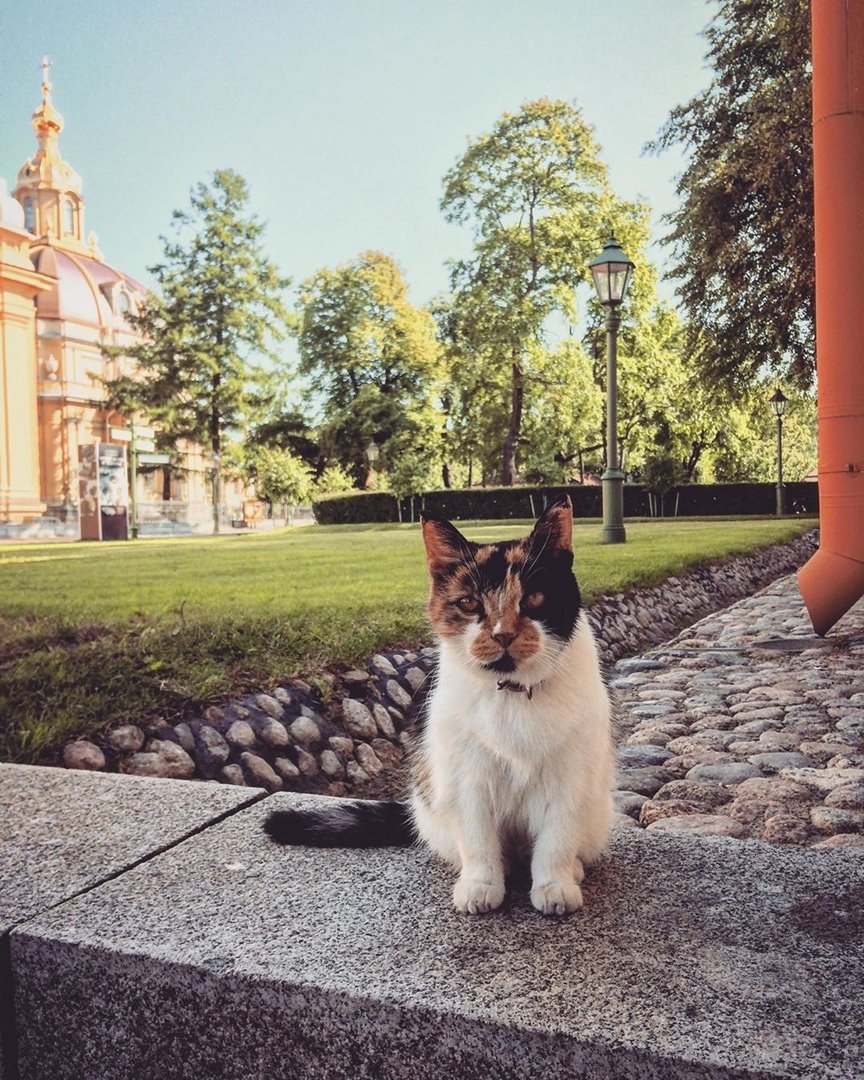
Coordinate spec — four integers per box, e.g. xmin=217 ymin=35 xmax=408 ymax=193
xmin=104 ymin=169 xmax=293 ymax=530
xmin=296 ymin=251 xmax=442 ymax=483
xmin=648 ymin=0 xmax=813 ymax=390
xmin=441 ymin=98 xmax=649 ymax=484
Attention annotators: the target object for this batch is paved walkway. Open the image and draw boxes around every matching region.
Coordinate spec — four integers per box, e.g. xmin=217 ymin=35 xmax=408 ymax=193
xmin=610 ymin=574 xmax=864 ymax=848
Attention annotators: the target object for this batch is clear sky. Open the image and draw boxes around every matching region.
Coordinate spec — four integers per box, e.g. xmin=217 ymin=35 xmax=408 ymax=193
xmin=1 ymin=0 xmax=711 ymax=310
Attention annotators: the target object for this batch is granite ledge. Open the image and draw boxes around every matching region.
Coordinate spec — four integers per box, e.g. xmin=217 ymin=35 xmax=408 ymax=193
xmin=10 ymin=792 xmax=864 ymax=1080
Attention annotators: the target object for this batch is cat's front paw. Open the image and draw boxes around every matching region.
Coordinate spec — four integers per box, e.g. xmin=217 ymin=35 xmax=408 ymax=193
xmin=453 ymin=876 xmax=505 ymax=914
xmin=531 ymin=881 xmax=583 ymax=916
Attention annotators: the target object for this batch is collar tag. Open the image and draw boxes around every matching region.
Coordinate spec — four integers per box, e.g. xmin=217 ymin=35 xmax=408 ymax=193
xmin=497 ymin=679 xmax=534 ymax=700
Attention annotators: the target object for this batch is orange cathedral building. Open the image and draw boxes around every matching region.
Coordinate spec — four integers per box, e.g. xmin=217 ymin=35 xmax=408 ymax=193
xmin=0 ymin=63 xmax=216 ymax=536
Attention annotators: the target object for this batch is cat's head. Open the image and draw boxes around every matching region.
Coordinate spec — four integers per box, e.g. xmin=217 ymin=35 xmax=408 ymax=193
xmin=420 ymin=496 xmax=581 ymax=686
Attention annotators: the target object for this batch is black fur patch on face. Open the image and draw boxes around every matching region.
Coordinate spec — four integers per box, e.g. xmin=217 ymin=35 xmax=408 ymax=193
xmin=518 ymin=549 xmax=581 ymax=641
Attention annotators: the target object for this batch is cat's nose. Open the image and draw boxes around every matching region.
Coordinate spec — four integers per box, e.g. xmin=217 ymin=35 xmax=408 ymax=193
xmin=492 ymin=631 xmax=515 ymax=649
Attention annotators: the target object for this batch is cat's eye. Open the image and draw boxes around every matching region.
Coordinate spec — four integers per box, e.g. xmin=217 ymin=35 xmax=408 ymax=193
xmin=455 ymin=595 xmax=480 ymax=614
xmin=523 ymin=591 xmax=545 ymax=609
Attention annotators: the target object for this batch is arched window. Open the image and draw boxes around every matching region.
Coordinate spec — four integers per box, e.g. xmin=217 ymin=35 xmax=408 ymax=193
xmin=23 ymin=199 xmax=35 ymax=232
xmin=117 ymin=291 xmax=131 ymax=316
xmin=63 ymin=199 xmax=75 ymax=235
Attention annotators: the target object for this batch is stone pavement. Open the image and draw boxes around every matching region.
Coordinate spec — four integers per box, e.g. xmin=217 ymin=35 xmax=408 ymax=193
xmin=610 ymin=574 xmax=864 ymax=848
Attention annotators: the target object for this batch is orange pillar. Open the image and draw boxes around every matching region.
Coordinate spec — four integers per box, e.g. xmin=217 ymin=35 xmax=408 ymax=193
xmin=798 ymin=0 xmax=864 ymax=634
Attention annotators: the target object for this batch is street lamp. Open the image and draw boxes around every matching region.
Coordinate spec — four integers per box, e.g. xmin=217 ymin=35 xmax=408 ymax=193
xmin=589 ymin=235 xmax=634 ymax=543
xmin=769 ymin=387 xmax=788 ymax=516
xmin=365 ymin=439 xmax=379 ymax=489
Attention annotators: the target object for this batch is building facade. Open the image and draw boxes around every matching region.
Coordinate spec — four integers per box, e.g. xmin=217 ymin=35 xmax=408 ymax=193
xmin=0 ymin=62 xmax=219 ymax=534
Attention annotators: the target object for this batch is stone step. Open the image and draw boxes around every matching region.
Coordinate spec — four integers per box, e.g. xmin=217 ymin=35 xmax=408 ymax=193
xmin=0 ymin=764 xmax=264 ymax=1080
xmin=4 ymin=781 xmax=863 ymax=1079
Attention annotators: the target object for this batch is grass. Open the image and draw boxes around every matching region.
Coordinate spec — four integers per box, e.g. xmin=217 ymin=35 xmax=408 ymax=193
xmin=0 ymin=516 xmax=814 ymax=763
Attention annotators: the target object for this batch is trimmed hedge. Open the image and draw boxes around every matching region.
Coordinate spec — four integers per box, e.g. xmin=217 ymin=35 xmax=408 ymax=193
xmin=312 ymin=482 xmax=818 ymax=525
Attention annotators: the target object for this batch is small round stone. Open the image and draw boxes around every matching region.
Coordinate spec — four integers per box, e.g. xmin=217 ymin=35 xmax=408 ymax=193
xmin=289 ymin=715 xmax=321 ymax=746
xmin=319 ymin=749 xmax=345 ymax=779
xmin=295 ymin=747 xmax=319 ymax=777
xmin=346 ymin=760 xmax=370 ymax=784
xmin=370 ymin=738 xmax=403 ymax=769
xmin=355 ymin=742 xmax=383 ymax=776
xmin=127 ymin=740 xmax=195 ymax=780
xmin=372 ymin=703 xmax=397 ymax=737
xmin=371 ymin=654 xmax=397 ymax=676
xmin=172 ymin=722 xmax=195 ymax=754
xmin=341 ymin=698 xmax=378 ymax=740
xmin=685 ymin=762 xmax=762 ymax=785
xmin=255 ymin=693 xmax=285 ymax=720
xmin=612 ymin=790 xmax=650 ymax=818
xmin=639 ymin=799 xmax=701 ymax=826
xmin=329 ymin=736 xmax=355 ymax=756
xmin=404 ymin=666 xmax=428 ymax=692
xmin=811 ymin=833 xmax=864 ymax=850
xmin=810 ymin=806 xmax=864 ymax=834
xmin=825 ymin=782 xmax=864 ymax=810
xmin=615 ymin=767 xmax=677 ymax=797
xmin=617 ymin=745 xmax=674 ymax=768
xmin=106 ymin=725 xmax=144 ymax=753
xmin=219 ymin=764 xmax=246 ymax=786
xmin=225 ymin=720 xmax=257 ymax=750
xmin=62 ymin=740 xmax=106 ymax=772
xmin=239 ymin=752 xmax=283 ymax=792
xmin=653 ymin=779 xmax=733 ymax=809
xmin=273 ymin=756 xmax=300 ymax=782
xmin=748 ymin=752 xmax=815 ymax=773
xmin=761 ymin=813 xmax=812 ymax=845
xmin=257 ymin=718 xmax=290 ymax=749
xmin=646 ymin=814 xmax=748 ymax=838
xmin=386 ymin=679 xmax=412 ymax=710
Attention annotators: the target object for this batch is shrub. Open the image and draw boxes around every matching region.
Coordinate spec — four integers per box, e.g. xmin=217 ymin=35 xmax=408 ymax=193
xmin=312 ymin=482 xmax=818 ymax=524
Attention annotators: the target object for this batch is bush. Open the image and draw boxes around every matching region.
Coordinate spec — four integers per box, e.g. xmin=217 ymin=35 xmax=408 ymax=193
xmin=312 ymin=482 xmax=818 ymax=525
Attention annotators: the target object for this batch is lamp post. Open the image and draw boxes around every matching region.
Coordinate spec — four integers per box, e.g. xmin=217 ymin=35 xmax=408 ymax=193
xmin=589 ymin=236 xmax=634 ymax=543
xmin=770 ymin=387 xmax=788 ymax=516
xmin=365 ymin=439 xmax=379 ymax=489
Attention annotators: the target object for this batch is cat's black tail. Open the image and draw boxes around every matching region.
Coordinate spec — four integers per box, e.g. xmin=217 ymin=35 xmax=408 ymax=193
xmin=263 ymin=799 xmax=414 ymax=848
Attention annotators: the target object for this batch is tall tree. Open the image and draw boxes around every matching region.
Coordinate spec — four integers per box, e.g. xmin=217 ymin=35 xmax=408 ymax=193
xmin=296 ymin=251 xmax=442 ymax=483
xmin=441 ymin=98 xmax=640 ymax=484
xmin=648 ymin=0 xmax=813 ymax=389
xmin=105 ymin=170 xmax=292 ymax=532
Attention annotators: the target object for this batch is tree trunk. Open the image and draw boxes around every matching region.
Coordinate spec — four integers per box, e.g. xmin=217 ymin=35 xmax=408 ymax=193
xmin=211 ymin=375 xmax=221 ymax=536
xmin=441 ymin=461 xmax=451 ymax=489
xmin=501 ymin=358 xmax=524 ymax=486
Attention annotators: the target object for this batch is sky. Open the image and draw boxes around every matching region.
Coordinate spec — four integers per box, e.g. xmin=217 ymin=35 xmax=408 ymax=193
xmin=1 ymin=0 xmax=712 ymax=312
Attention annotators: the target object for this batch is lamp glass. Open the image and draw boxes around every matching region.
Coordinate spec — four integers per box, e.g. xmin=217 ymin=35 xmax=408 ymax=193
xmin=589 ymin=237 xmax=633 ymax=306
xmin=770 ymin=389 xmax=788 ymax=418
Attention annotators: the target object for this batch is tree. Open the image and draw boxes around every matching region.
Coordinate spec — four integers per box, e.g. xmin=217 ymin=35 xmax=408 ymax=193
xmin=313 ymin=464 xmax=355 ymax=497
xmin=296 ymin=251 xmax=442 ymax=482
xmin=441 ymin=98 xmax=639 ymax=484
xmin=648 ymin=0 xmax=813 ymax=389
xmin=251 ymin=447 xmax=313 ymax=523
xmin=104 ymin=170 xmax=292 ymax=532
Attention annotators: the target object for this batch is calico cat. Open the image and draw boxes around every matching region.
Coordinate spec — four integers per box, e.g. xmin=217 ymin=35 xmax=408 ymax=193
xmin=264 ymin=495 xmax=615 ymax=916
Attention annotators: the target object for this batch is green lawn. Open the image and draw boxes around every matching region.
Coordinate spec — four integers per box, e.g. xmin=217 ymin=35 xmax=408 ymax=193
xmin=0 ymin=517 xmax=813 ymax=762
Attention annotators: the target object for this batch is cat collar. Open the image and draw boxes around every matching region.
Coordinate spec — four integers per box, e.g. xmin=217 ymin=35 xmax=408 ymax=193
xmin=497 ymin=679 xmax=534 ymax=700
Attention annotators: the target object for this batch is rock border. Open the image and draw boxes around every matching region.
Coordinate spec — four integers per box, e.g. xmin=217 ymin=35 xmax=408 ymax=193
xmin=62 ymin=529 xmax=820 ymax=798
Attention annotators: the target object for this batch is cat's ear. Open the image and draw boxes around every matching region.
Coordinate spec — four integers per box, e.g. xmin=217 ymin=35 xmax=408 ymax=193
xmin=530 ymin=495 xmax=573 ymax=555
xmin=420 ymin=514 xmax=471 ymax=575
